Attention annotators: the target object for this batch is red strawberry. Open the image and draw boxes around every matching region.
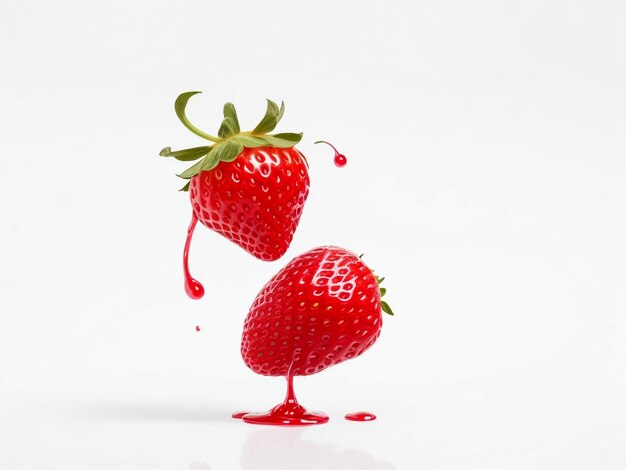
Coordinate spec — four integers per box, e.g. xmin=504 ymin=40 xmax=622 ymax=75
xmin=189 ymin=145 xmax=309 ymax=261
xmin=160 ymin=92 xmax=312 ymax=298
xmin=241 ymin=246 xmax=394 ymax=378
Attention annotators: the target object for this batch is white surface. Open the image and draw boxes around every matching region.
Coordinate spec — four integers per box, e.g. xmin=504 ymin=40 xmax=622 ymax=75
xmin=1 ymin=0 xmax=626 ymax=468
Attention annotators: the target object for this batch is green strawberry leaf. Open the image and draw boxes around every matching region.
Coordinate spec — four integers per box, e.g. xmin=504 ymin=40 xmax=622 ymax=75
xmin=218 ymin=116 xmax=237 ymax=138
xmin=212 ymin=139 xmax=244 ymax=162
xmin=276 ymin=101 xmax=285 ymax=123
xmin=163 ymin=94 xmax=303 ymax=191
xmin=380 ymin=287 xmax=387 ymax=297
xmin=177 ymin=158 xmax=205 ymax=179
xmin=381 ymin=300 xmax=394 ymax=316
xmin=253 ymin=99 xmax=281 ymax=134
xmin=174 ymin=92 xmax=221 ymax=143
xmin=200 ymin=151 xmax=220 ymax=171
xmin=179 ymin=181 xmax=190 ymax=192
xmin=223 ymin=102 xmax=240 ymax=133
xmin=273 ymin=132 xmax=303 ymax=143
xmin=233 ymin=135 xmax=269 ymax=148
xmin=262 ymin=133 xmax=303 ymax=148
xmin=159 ymin=146 xmax=211 ymax=161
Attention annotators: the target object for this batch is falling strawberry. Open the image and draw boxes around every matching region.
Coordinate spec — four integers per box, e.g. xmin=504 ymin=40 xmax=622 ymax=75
xmin=238 ymin=246 xmax=393 ymax=425
xmin=160 ymin=92 xmax=312 ymax=299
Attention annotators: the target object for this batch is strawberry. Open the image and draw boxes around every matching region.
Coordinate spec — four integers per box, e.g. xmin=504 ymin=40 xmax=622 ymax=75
xmin=188 ymin=145 xmax=309 ymax=261
xmin=160 ymin=92 xmax=311 ymax=298
xmin=241 ymin=246 xmax=394 ymax=378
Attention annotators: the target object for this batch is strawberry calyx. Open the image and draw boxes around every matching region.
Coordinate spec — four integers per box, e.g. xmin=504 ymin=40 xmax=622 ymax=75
xmin=359 ymin=254 xmax=394 ymax=316
xmin=160 ymin=92 xmax=303 ymax=191
xmin=376 ymin=275 xmax=394 ymax=316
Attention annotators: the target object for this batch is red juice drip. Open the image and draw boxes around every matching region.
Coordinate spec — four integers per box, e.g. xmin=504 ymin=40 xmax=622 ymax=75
xmin=195 ymin=326 xmax=201 ymax=332
xmin=334 ymin=153 xmax=347 ymax=167
xmin=345 ymin=411 xmax=377 ymax=422
xmin=239 ymin=374 xmax=329 ymax=426
xmin=314 ymin=140 xmax=347 ymax=168
xmin=231 ymin=411 xmax=249 ymax=419
xmin=183 ymin=211 xmax=204 ymax=300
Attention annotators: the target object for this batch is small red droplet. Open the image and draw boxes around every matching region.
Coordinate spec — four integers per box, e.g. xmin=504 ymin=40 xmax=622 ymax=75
xmin=195 ymin=326 xmax=201 ymax=332
xmin=345 ymin=411 xmax=376 ymax=421
xmin=334 ymin=154 xmax=347 ymax=167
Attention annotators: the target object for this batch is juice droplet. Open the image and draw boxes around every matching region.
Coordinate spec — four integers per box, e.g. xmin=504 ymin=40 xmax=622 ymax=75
xmin=345 ymin=411 xmax=376 ymax=422
xmin=195 ymin=326 xmax=201 ymax=332
xmin=314 ymin=140 xmax=347 ymax=168
xmin=239 ymin=374 xmax=328 ymax=426
xmin=184 ymin=211 xmax=204 ymax=300
xmin=334 ymin=154 xmax=347 ymax=167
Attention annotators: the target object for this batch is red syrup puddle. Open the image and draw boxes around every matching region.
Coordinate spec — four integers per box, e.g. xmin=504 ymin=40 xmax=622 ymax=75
xmin=183 ymin=211 xmax=204 ymax=300
xmin=345 ymin=411 xmax=376 ymax=422
xmin=235 ymin=374 xmax=329 ymax=426
xmin=314 ymin=140 xmax=347 ymax=168
xmin=231 ymin=411 xmax=249 ymax=419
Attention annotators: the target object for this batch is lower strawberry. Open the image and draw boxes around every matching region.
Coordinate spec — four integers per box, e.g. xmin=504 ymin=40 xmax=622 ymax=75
xmin=241 ymin=246 xmax=393 ymax=377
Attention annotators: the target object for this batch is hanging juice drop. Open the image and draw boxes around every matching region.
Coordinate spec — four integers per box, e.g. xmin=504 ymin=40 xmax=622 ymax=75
xmin=183 ymin=212 xmax=205 ymax=300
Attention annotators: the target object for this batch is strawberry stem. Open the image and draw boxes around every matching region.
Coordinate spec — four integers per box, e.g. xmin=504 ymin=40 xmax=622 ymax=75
xmin=314 ymin=140 xmax=339 ymax=153
xmin=175 ymin=92 xmax=222 ymax=143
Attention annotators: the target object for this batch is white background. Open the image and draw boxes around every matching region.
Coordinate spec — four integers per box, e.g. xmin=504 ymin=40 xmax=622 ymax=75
xmin=1 ymin=0 xmax=625 ymax=468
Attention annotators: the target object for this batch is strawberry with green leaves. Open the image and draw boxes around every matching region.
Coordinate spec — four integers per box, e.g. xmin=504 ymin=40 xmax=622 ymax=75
xmin=241 ymin=246 xmax=393 ymax=377
xmin=160 ymin=92 xmax=311 ymax=299
xmin=238 ymin=246 xmax=393 ymax=425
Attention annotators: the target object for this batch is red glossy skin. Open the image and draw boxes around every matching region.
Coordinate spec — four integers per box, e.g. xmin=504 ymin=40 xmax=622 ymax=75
xmin=189 ymin=146 xmax=310 ymax=261
xmin=241 ymin=246 xmax=383 ymax=377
